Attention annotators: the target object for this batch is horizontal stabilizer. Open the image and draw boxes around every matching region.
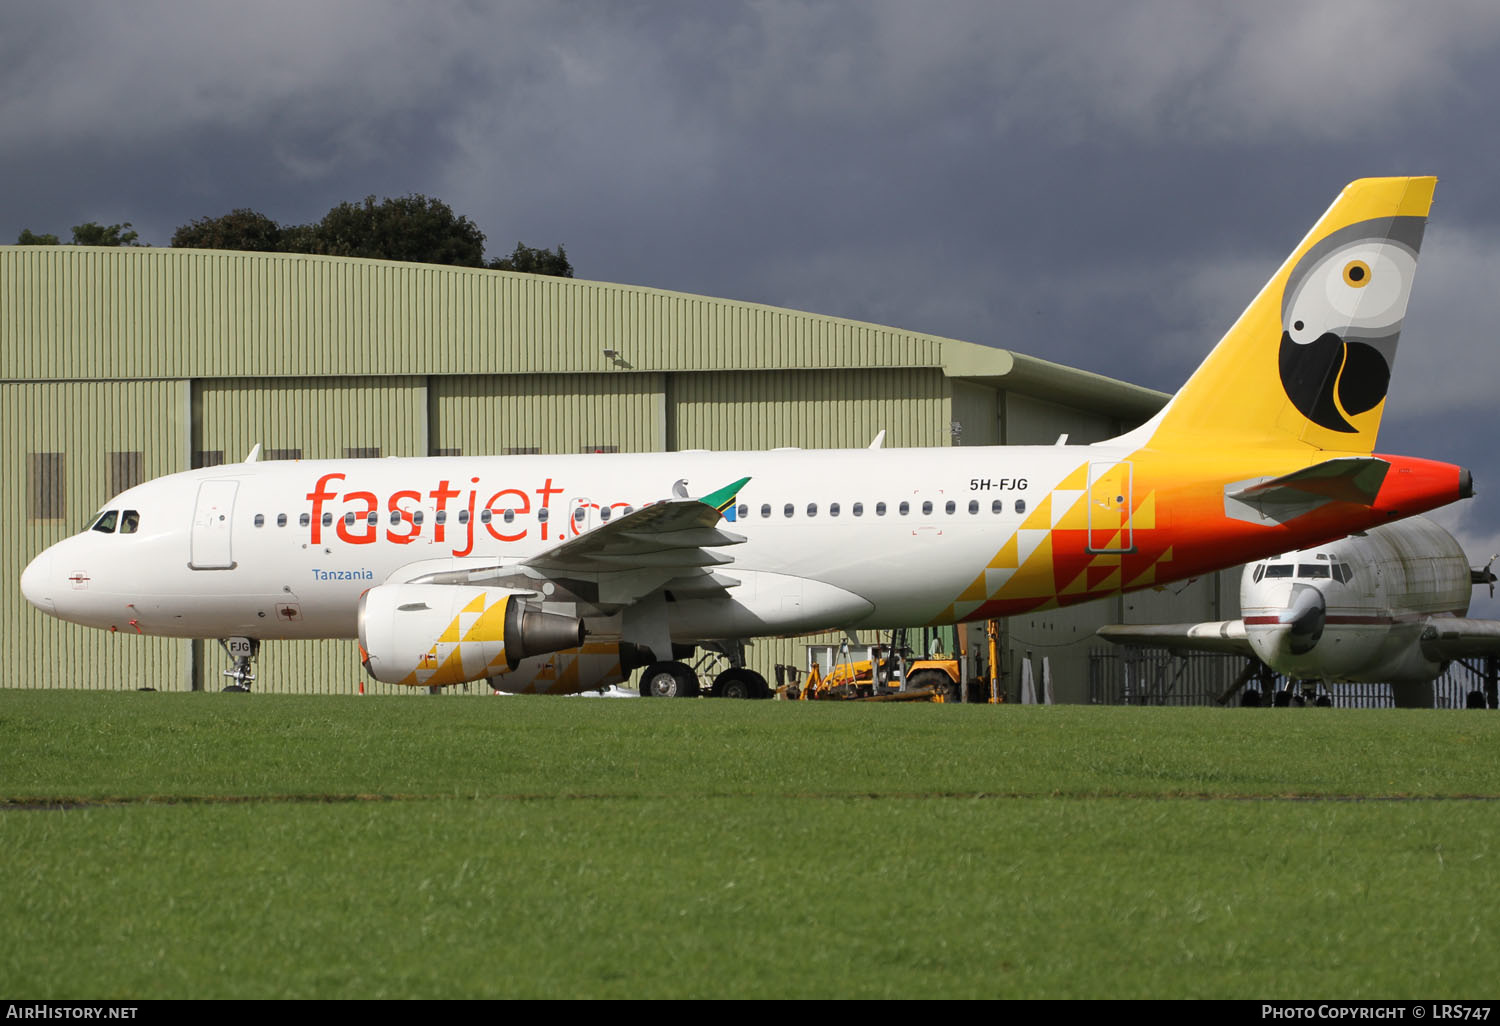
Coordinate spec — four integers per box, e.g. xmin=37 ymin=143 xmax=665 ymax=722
xmin=1097 ymin=621 xmax=1251 ymax=656
xmin=1224 ymin=457 xmax=1389 ymax=524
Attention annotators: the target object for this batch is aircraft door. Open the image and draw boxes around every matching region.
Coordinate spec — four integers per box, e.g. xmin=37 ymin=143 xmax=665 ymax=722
xmin=1087 ymin=461 xmax=1135 ymax=554
xmin=190 ymin=480 xmax=238 ymax=570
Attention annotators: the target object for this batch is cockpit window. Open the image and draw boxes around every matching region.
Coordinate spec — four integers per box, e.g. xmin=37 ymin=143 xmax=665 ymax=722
xmin=1297 ymin=564 xmax=1330 ymax=578
xmin=1264 ymin=564 xmax=1293 ymax=578
xmin=120 ymin=510 xmax=140 ymax=534
xmin=90 ymin=510 xmax=118 ymax=534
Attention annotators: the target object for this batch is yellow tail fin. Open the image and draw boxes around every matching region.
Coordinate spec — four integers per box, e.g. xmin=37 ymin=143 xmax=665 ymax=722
xmin=1141 ymin=176 xmax=1436 ymax=454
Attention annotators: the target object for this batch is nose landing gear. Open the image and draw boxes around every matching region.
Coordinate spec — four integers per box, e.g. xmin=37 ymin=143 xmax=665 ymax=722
xmin=219 ymin=637 xmax=259 ymax=692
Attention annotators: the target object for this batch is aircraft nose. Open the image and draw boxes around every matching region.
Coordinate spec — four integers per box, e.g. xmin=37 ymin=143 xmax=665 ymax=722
xmin=20 ymin=548 xmax=56 ymax=615
xmin=1281 ymin=584 xmax=1326 ymax=655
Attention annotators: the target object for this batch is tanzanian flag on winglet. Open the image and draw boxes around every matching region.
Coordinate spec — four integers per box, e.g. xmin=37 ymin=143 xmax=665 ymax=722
xmin=701 ymin=477 xmax=751 ymax=521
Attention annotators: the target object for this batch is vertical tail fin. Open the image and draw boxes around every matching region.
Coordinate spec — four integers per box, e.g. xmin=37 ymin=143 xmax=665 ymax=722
xmin=1136 ymin=177 xmax=1436 ymax=454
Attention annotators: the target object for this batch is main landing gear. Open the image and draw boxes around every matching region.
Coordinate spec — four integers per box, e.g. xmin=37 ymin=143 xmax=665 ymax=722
xmin=637 ymin=642 xmax=772 ymax=699
xmin=219 ymin=637 xmax=259 ymax=692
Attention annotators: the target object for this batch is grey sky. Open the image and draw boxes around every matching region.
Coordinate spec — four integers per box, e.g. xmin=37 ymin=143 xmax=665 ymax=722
xmin=6 ymin=0 xmax=1500 ymax=608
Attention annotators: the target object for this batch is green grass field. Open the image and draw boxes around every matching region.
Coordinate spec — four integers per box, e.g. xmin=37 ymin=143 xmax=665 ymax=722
xmin=3 ymin=691 xmax=1498 ymax=999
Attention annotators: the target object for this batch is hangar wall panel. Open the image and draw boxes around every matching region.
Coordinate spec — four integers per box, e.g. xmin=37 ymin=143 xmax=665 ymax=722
xmin=197 ymin=377 xmax=428 ymax=462
xmin=4 ymin=380 xmax=189 ymax=690
xmin=951 ymin=381 xmax=999 ymax=447
xmin=673 ymin=369 xmax=950 ymax=450
xmin=431 ymin=374 xmax=665 ymax=455
xmin=1003 ymin=391 xmax=1119 ymax=446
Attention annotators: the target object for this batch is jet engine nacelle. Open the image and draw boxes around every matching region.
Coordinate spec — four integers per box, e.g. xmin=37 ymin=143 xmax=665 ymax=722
xmin=358 ymin=584 xmax=584 ymax=687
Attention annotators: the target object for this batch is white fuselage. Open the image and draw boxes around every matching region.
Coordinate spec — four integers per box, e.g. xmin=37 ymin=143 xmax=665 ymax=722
xmin=21 ymin=446 xmax=1077 ymax=642
xmin=1241 ymin=517 xmax=1471 ymax=684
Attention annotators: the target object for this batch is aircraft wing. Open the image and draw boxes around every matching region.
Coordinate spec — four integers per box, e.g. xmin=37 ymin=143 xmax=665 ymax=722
xmin=406 ymin=477 xmax=752 ymax=612
xmin=1419 ymin=618 xmax=1500 ymax=659
xmin=1096 ymin=621 xmax=1253 ymax=656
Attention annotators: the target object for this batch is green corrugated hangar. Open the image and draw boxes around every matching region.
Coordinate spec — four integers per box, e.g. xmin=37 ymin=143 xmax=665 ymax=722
xmin=2 ymin=245 xmax=1234 ymax=700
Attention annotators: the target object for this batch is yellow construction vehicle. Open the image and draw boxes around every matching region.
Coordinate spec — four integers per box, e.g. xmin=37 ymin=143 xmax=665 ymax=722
xmin=781 ymin=623 xmax=1004 ymax=702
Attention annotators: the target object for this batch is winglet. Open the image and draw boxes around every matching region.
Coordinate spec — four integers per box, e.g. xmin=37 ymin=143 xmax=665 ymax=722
xmin=700 ymin=477 xmax=751 ymax=521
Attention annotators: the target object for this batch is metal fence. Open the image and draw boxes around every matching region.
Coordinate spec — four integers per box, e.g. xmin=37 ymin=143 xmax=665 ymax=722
xmin=1088 ymin=647 xmax=1495 ymax=709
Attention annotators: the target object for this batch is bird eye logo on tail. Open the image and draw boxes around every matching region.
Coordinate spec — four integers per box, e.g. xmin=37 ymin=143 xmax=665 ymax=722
xmin=1277 ymin=216 xmax=1426 ymax=433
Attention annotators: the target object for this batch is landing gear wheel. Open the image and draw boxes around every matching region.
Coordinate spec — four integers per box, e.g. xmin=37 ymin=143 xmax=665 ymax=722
xmin=218 ymin=637 xmax=259 ymax=693
xmin=221 ymin=684 xmax=251 ymax=693
xmin=1466 ymin=690 xmax=1488 ymax=709
xmin=640 ymin=661 xmax=699 ymax=698
xmin=712 ymin=668 xmax=771 ymax=699
xmin=906 ymin=669 xmax=959 ymax=702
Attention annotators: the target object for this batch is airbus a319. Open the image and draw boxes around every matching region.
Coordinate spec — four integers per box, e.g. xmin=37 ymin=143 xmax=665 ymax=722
xmin=21 ymin=177 xmax=1473 ymax=697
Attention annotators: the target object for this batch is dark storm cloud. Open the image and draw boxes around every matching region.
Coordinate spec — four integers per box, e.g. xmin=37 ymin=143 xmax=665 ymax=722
xmin=6 ymin=0 xmax=1500 ymax=594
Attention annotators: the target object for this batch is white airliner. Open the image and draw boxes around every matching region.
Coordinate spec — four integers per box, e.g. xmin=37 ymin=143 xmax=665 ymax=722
xmin=19 ymin=178 xmax=1475 ymax=696
xmin=1097 ymin=516 xmax=1500 ymax=707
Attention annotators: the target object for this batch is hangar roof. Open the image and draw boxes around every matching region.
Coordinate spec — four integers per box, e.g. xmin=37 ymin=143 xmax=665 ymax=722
xmin=1 ymin=245 xmax=1167 ymax=421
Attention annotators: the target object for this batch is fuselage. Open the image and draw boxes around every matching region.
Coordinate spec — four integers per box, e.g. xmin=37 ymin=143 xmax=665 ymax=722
xmin=21 ymin=443 xmax=1468 ymax=649
xmin=1240 ymin=516 xmax=1472 ymax=684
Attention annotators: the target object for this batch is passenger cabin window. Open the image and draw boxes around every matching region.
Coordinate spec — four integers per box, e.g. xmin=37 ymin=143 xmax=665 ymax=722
xmin=829 ymin=503 xmax=840 ymax=517
xmin=853 ymin=503 xmax=864 ymax=517
xmin=922 ymin=501 xmax=933 ymax=515
xmin=992 ymin=499 xmax=1003 ymax=514
xmin=538 ymin=508 xmax=549 ymax=523
xmin=1015 ymin=499 xmax=1026 ymax=515
xmin=807 ymin=503 xmax=817 ymax=517
xmin=322 ymin=513 xmax=333 ymax=527
xmin=945 ymin=500 xmax=956 ymax=515
xmin=504 ymin=510 xmax=516 ymax=524
xmin=784 ymin=504 xmax=794 ymax=518
xmin=254 ymin=514 xmax=265 ymax=528
xmin=276 ymin=513 xmax=287 ymax=528
xmin=969 ymin=500 xmax=979 ymax=515
xmin=300 ymin=513 xmax=311 ymax=528
xmin=899 ymin=501 xmax=910 ymax=516
xmin=481 ymin=510 xmax=493 ymax=524
xmin=761 ymin=504 xmax=772 ymax=518
xmin=876 ymin=502 xmax=887 ymax=516
xmin=91 ymin=510 xmax=118 ymax=534
xmin=736 ymin=504 xmax=747 ymax=520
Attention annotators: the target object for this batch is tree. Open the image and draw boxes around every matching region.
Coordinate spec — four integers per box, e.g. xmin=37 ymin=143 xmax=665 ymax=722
xmin=312 ymin=194 xmax=486 ymax=266
xmin=16 ymin=229 xmax=60 ymax=245
xmin=70 ymin=222 xmax=140 ymax=246
xmin=171 ymin=209 xmax=283 ymax=251
xmin=487 ymin=242 xmax=573 ymax=277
